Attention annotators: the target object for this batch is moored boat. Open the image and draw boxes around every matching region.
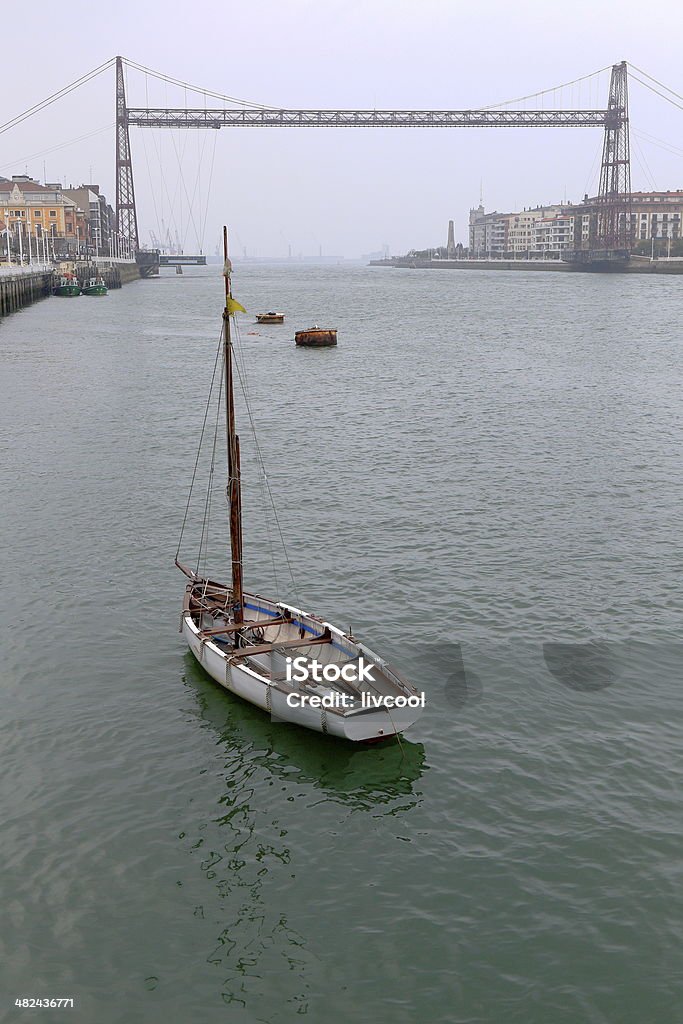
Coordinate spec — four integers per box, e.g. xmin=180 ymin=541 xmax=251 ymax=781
xmin=53 ymin=273 xmax=81 ymax=297
xmin=295 ymin=326 xmax=337 ymax=347
xmin=256 ymin=311 xmax=285 ymax=324
xmin=82 ymin=276 xmax=108 ymax=296
xmin=177 ymin=229 xmax=423 ymax=742
xmin=179 ymin=576 xmax=424 ymax=741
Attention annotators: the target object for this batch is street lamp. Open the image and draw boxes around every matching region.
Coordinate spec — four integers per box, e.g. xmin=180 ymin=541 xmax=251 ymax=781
xmin=16 ymin=220 xmax=24 ymax=266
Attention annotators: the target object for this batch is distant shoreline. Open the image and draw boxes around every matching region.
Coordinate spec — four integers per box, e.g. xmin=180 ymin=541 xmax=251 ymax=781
xmin=369 ymin=257 xmax=683 ymax=275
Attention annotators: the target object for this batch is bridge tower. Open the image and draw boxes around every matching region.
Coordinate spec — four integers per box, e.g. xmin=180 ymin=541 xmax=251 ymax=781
xmin=594 ymin=61 xmax=632 ymax=252
xmin=115 ymin=56 xmax=139 ymax=253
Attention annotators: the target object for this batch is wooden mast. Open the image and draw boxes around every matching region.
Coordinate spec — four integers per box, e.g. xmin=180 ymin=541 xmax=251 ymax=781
xmin=222 ymin=226 xmax=244 ymax=625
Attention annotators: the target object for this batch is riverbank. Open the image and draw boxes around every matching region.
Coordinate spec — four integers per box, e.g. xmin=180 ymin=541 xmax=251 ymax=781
xmin=0 ymin=269 xmax=53 ymax=318
xmin=0 ymin=260 xmax=141 ymax=320
xmin=372 ymin=256 xmax=683 ymax=274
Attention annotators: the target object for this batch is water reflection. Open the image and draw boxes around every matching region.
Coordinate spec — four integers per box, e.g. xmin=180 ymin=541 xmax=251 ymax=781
xmin=179 ymin=653 xmax=426 ymax=1012
xmin=182 ymin=653 xmax=426 ymax=810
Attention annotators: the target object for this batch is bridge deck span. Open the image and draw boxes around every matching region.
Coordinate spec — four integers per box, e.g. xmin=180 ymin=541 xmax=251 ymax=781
xmin=126 ymin=108 xmax=611 ymax=129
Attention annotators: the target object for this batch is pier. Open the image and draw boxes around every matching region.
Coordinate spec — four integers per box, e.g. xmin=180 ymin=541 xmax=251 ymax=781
xmin=0 ymin=269 xmax=53 ymax=318
xmin=0 ymin=259 xmax=141 ymax=320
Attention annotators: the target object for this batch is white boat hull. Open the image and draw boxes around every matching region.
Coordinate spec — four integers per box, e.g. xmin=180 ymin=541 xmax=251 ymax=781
xmin=180 ymin=585 xmax=423 ymax=742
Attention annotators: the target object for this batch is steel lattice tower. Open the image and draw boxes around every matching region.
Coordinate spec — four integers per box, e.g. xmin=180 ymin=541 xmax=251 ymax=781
xmin=594 ymin=61 xmax=632 ymax=251
xmin=115 ymin=56 xmax=139 ymax=252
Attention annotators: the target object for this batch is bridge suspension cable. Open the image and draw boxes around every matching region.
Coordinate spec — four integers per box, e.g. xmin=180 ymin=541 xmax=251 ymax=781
xmin=120 ymin=56 xmax=281 ymax=110
xmin=482 ymin=64 xmax=614 ymax=109
xmin=0 ymin=58 xmax=115 ymax=136
xmin=628 ymin=64 xmax=683 ymax=114
xmin=0 ymin=123 xmax=114 ymax=173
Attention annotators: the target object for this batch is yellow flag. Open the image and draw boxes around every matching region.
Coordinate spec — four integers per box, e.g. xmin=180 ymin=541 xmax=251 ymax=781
xmin=227 ymin=297 xmax=247 ymax=315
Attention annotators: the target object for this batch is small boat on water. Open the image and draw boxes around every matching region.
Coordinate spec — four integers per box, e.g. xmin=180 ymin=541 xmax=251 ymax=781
xmin=177 ymin=229 xmax=423 ymax=742
xmin=295 ymin=326 xmax=337 ymax=347
xmin=256 ymin=311 xmax=285 ymax=324
xmin=53 ymin=273 xmax=81 ymax=297
xmin=82 ymin=276 xmax=108 ymax=296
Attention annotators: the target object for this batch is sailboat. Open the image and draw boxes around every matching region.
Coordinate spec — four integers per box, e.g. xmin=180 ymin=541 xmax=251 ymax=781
xmin=176 ymin=228 xmax=424 ymax=742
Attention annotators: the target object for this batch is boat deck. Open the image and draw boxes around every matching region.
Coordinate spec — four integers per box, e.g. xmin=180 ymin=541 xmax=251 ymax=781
xmin=187 ymin=580 xmax=398 ymax=699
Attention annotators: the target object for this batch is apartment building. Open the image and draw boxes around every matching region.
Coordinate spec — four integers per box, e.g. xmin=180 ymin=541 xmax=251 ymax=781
xmin=469 ymin=202 xmax=574 ymax=255
xmin=0 ymin=176 xmax=85 ymax=252
xmin=468 ymin=191 xmax=683 ymax=256
xmin=1 ymin=174 xmax=117 ymax=256
xmin=468 ymin=205 xmax=514 ymax=255
xmin=61 ymin=184 xmax=115 ymax=255
xmin=628 ymin=191 xmax=683 ymax=242
xmin=534 ymin=212 xmax=574 ymax=253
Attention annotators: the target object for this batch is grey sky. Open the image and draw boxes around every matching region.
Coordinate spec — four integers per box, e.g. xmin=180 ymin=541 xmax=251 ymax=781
xmin=2 ymin=0 xmax=682 ymax=257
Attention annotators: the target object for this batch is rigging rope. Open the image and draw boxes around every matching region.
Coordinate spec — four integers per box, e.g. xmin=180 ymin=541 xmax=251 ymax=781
xmin=197 ymin=356 xmax=225 ymax=576
xmin=176 ymin=331 xmax=224 ymax=563
xmin=177 ymin=310 xmax=297 ymax=601
xmin=231 ymin=314 xmax=300 ymax=604
xmin=231 ymin=311 xmax=281 ymax=595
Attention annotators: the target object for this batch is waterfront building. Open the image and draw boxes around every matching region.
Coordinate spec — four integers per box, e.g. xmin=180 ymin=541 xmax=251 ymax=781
xmin=470 ymin=202 xmax=574 ymax=256
xmin=534 ymin=211 xmax=575 ymax=253
xmin=462 ymin=189 xmax=683 ymax=261
xmin=473 ymin=191 xmax=683 ymax=258
xmin=468 ymin=205 xmax=511 ymax=256
xmin=571 ymin=191 xmax=683 ymax=252
xmin=628 ymin=191 xmax=682 ymax=244
xmin=506 ymin=210 xmax=540 ymax=253
xmin=0 ymin=175 xmax=86 ymax=256
xmin=506 ymin=205 xmax=575 ymax=254
xmin=468 ymin=204 xmax=487 ymax=254
xmin=61 ymin=184 xmax=114 ymax=256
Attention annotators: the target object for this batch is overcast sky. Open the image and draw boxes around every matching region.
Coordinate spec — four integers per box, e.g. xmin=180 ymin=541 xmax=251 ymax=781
xmin=2 ymin=0 xmax=682 ymax=257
